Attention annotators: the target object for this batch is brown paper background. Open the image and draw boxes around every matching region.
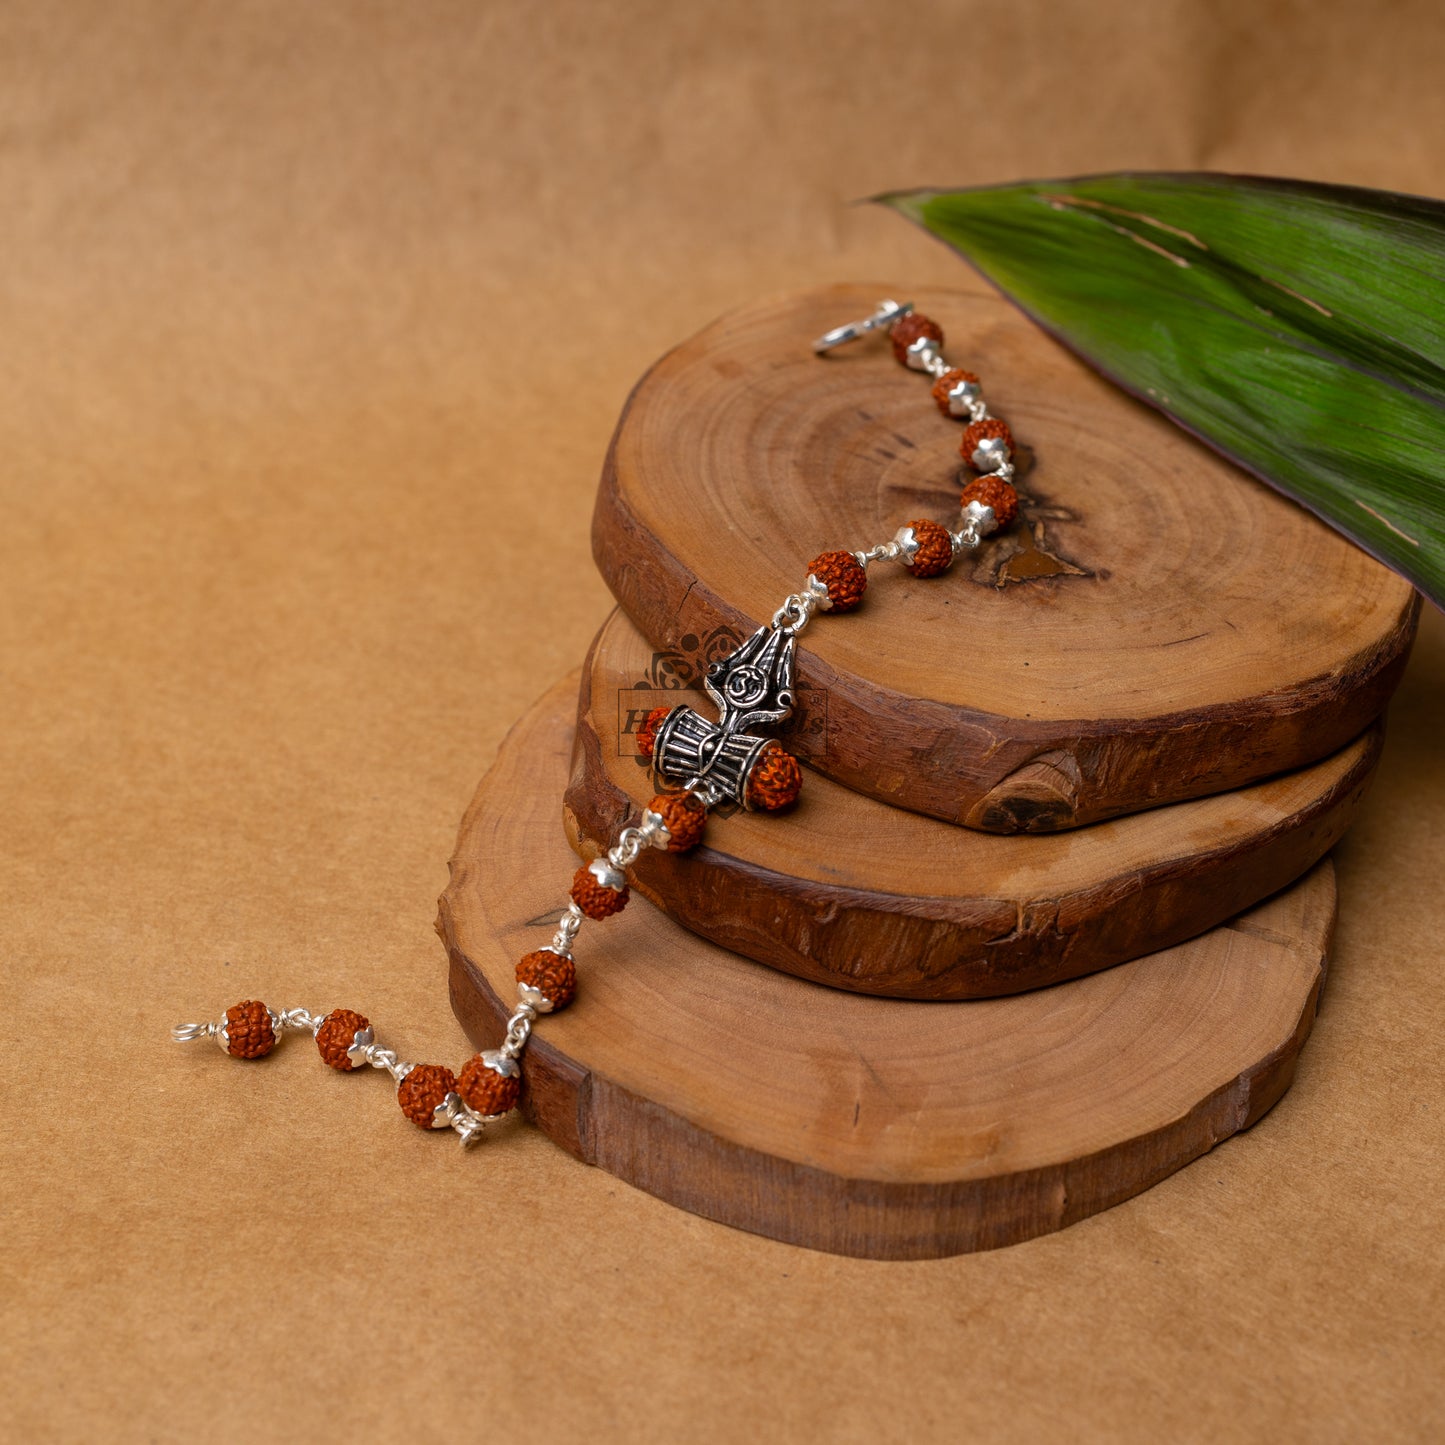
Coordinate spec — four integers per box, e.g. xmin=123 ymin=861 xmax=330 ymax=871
xmin=3 ymin=2 xmax=1443 ymax=1439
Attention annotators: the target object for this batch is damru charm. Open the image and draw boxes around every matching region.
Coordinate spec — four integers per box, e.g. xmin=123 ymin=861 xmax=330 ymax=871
xmin=649 ymin=623 xmax=799 ymax=810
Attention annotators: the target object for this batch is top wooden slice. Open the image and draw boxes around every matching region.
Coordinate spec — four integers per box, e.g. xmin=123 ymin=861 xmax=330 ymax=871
xmin=592 ymin=283 xmax=1419 ymax=831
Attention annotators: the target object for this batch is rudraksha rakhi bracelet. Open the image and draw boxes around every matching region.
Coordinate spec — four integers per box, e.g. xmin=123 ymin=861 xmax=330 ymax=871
xmin=174 ymin=298 xmax=1024 ymax=1148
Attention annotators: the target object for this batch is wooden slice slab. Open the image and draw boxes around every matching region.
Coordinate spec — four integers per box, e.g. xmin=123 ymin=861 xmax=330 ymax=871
xmin=562 ymin=608 xmax=1379 ymax=999
xmin=438 ymin=674 xmax=1336 ymax=1259
xmin=592 ymin=282 xmax=1418 ymax=832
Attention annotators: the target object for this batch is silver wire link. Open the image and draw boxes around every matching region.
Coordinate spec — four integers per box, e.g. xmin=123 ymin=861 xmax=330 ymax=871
xmin=853 ymin=539 xmax=904 ymax=568
xmin=277 ymin=1008 xmax=322 ymax=1035
xmin=350 ymin=1033 xmax=412 ymax=1082
xmin=952 ymin=500 xmax=1000 ymax=555
xmin=170 ymin=1020 xmax=218 ymax=1043
xmin=551 ymin=901 xmax=585 ymax=955
xmin=683 ymin=776 xmax=727 ymax=809
xmin=904 ymin=338 xmax=949 ymax=376
xmin=450 ymin=1099 xmax=507 ymax=1147
xmin=609 ymin=808 xmax=668 ymax=870
xmin=771 ymin=574 xmax=830 ymax=635
xmin=499 ymin=1001 xmax=537 ymax=1060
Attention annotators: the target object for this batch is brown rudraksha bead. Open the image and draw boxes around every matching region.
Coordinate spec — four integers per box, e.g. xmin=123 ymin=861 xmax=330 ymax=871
xmin=806 ymin=549 xmax=867 ymax=613
xmin=224 ymin=1000 xmax=276 ymax=1060
xmin=746 ymin=743 xmax=803 ymax=812
xmin=458 ymin=1055 xmax=522 ymax=1117
xmin=889 ymin=312 xmax=943 ymax=365
xmin=516 ymin=948 xmax=577 ymax=1011
xmin=397 ymin=1063 xmax=456 ymax=1129
xmin=904 ymin=519 xmax=955 ymax=578
xmin=648 ymin=792 xmax=707 ymax=853
xmin=960 ymin=475 xmax=1020 ymax=531
xmin=931 ymin=367 xmax=980 ymax=417
xmin=570 ymin=863 xmax=628 ymax=920
xmin=636 ymin=706 xmax=673 ymax=761
xmin=960 ymin=417 xmax=1014 ymax=467
xmin=315 ymin=1008 xmax=370 ymax=1071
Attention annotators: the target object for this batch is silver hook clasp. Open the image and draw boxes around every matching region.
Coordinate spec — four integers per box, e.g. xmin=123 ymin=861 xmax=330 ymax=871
xmin=811 ymin=298 xmax=912 ymax=355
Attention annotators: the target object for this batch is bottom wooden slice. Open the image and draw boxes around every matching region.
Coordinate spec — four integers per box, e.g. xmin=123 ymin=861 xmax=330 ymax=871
xmin=439 ymin=674 xmax=1335 ymax=1259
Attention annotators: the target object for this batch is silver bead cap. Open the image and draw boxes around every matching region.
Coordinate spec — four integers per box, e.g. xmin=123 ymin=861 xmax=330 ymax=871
xmin=640 ymin=807 xmax=673 ymax=850
xmin=480 ymin=1048 xmax=521 ymax=1079
xmin=345 ymin=1024 xmax=376 ymax=1068
xmin=971 ymin=435 xmax=1011 ymax=472
xmin=962 ymin=499 xmax=999 ymax=536
xmin=431 ymin=1092 xmax=464 ymax=1130
xmin=517 ymin=981 xmax=554 ymax=1014
xmin=905 ymin=337 xmax=942 ymax=373
xmin=587 ymin=856 xmax=627 ymax=893
xmin=804 ymin=572 xmax=833 ymax=611
xmin=946 ymin=377 xmax=982 ymax=416
xmin=892 ymin=525 xmax=920 ymax=565
xmin=803 ymin=573 xmax=831 ymax=612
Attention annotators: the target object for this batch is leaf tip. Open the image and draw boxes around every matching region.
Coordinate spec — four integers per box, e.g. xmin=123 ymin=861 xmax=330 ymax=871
xmin=870 ymin=189 xmax=932 ymax=223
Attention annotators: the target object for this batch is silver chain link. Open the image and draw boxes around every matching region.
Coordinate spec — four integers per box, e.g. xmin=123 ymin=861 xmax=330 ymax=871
xmin=500 ymin=1002 xmax=537 ymax=1060
xmin=277 ymin=1007 xmax=321 ymax=1034
xmin=771 ymin=574 xmax=830 ymax=635
xmin=170 ymin=1020 xmax=218 ymax=1043
xmin=551 ymin=901 xmax=585 ymax=955
xmin=355 ymin=1043 xmax=411 ymax=1081
xmin=853 ymin=539 xmax=904 ymax=568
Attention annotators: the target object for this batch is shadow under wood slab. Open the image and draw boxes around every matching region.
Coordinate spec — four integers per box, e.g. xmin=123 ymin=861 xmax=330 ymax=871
xmin=564 ymin=609 xmax=1379 ymax=999
xmin=439 ymin=674 xmax=1336 ymax=1259
xmin=592 ymin=282 xmax=1419 ymax=833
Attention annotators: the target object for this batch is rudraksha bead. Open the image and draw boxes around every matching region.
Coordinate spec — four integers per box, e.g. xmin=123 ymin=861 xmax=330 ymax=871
xmin=570 ymin=863 xmax=628 ymax=920
xmin=961 ymin=475 xmax=1020 ymax=531
xmin=636 ymin=706 xmax=673 ymax=761
xmin=904 ymin=519 xmax=955 ymax=578
xmin=931 ymin=367 xmax=980 ymax=417
xmin=516 ymin=948 xmax=577 ymax=1011
xmin=315 ymin=1008 xmax=369 ymax=1071
xmin=224 ymin=1000 xmax=276 ymax=1060
xmin=806 ymin=550 xmax=867 ymax=612
xmin=746 ymin=743 xmax=803 ymax=812
xmin=648 ymin=792 xmax=707 ymax=852
xmin=397 ymin=1063 xmax=456 ymax=1129
xmin=889 ymin=312 xmax=943 ymax=365
xmin=458 ymin=1055 xmax=522 ymax=1117
xmin=961 ymin=417 xmax=1014 ymax=468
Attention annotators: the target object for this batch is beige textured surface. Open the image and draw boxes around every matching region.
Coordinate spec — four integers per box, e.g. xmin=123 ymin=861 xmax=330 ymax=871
xmin=3 ymin=2 xmax=1443 ymax=1440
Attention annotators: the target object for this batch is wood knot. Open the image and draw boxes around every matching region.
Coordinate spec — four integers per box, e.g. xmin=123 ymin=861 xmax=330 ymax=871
xmin=965 ymin=751 xmax=1083 ymax=833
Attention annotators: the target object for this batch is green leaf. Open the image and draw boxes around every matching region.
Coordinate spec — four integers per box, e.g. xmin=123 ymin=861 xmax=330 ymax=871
xmin=878 ymin=173 xmax=1445 ymax=606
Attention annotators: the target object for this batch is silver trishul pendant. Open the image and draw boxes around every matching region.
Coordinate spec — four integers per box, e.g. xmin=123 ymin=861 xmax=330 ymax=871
xmin=652 ymin=625 xmax=795 ymax=808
